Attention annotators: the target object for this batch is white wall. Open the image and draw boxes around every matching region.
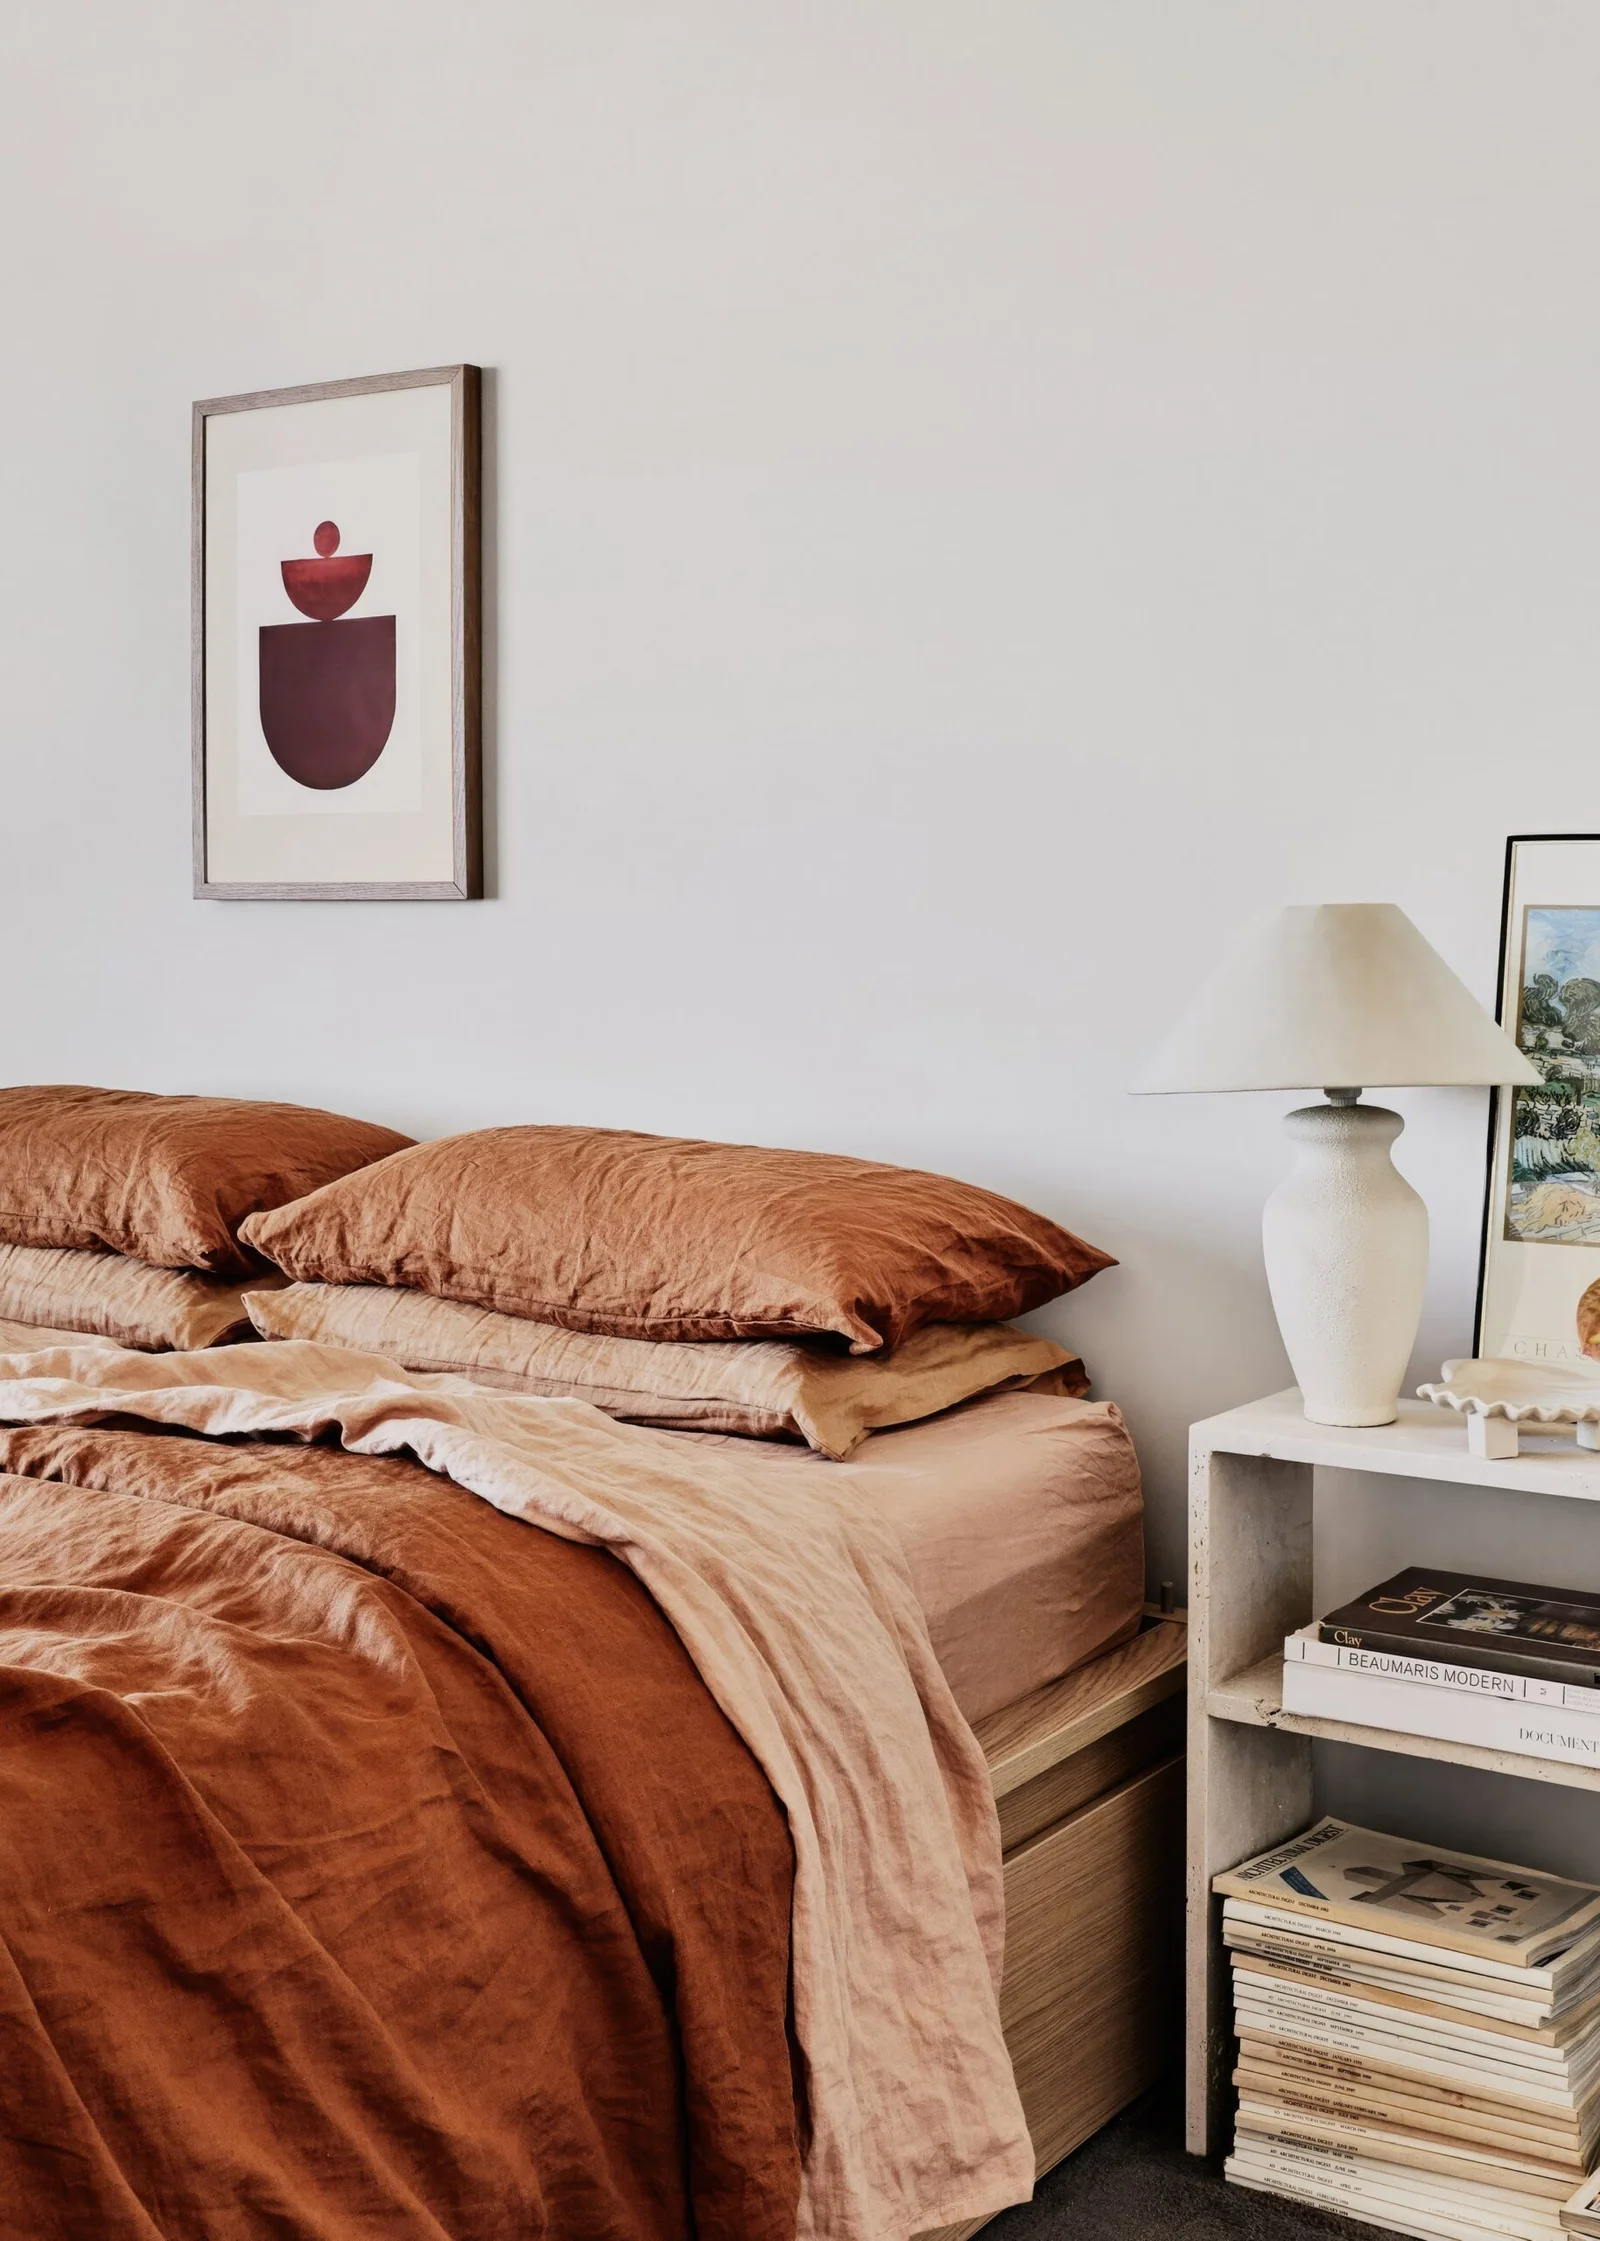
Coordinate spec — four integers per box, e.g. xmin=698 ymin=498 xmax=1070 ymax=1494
xmin=5 ymin=1 xmax=1600 ymax=1853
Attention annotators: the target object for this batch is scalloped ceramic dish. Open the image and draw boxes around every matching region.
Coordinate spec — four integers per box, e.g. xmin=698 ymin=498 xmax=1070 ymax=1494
xmin=1418 ymin=1357 xmax=1600 ymax=1456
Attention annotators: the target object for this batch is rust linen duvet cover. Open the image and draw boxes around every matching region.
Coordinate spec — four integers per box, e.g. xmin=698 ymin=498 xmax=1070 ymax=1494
xmin=0 ymin=1420 xmax=797 ymax=2241
xmin=0 ymin=1341 xmax=1033 ymax=2241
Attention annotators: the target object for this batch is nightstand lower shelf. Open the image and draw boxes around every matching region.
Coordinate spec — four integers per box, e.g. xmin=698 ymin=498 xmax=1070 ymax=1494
xmin=1208 ymin=1652 xmax=1600 ymax=1794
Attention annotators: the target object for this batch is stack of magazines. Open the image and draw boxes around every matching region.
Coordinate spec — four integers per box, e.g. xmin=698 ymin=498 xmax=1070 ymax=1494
xmin=1216 ymin=1818 xmax=1600 ymax=2239
xmin=1283 ymin=1569 xmax=1600 ymax=1770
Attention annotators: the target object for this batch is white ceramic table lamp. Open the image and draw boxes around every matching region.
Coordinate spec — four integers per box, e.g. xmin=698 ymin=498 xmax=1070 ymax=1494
xmin=1131 ymin=904 xmax=1540 ymax=1428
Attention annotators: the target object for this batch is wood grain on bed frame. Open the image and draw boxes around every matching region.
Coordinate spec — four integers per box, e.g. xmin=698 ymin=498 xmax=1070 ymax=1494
xmin=918 ymin=1615 xmax=1187 ymax=2241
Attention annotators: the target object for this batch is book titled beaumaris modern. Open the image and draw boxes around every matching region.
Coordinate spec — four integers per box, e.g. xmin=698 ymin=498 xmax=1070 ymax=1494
xmin=1320 ymin=1568 xmax=1600 ymax=1692
xmin=1288 ymin=1628 xmax=1598 ymax=1712
xmin=1282 ymin=1630 xmax=1600 ymax=1772
xmin=1217 ymin=1820 xmax=1600 ymax=2239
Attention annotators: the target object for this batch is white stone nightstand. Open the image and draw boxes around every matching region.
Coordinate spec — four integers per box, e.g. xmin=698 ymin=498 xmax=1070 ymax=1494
xmin=1185 ymin=1388 xmax=1600 ymax=2156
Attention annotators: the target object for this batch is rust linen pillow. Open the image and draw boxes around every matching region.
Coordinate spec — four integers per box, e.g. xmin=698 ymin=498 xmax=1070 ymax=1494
xmin=0 ymin=1242 xmax=284 ymax=1352
xmin=0 ymin=1085 xmax=414 ymax=1277
xmin=240 ymin=1125 xmax=1113 ymax=1352
xmin=245 ymin=1282 xmax=1089 ymax=1458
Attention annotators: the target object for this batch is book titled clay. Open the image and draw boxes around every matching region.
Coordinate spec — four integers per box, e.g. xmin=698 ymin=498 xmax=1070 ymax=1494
xmin=1320 ymin=1567 xmax=1600 ymax=1691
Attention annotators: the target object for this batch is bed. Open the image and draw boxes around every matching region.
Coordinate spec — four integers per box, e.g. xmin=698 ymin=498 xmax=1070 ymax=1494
xmin=0 ymin=1095 xmax=1181 ymax=2235
xmin=0 ymin=1322 xmax=1184 ymax=2238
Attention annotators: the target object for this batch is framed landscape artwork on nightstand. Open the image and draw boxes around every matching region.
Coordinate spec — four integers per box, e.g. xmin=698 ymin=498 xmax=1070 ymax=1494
xmin=1478 ymin=834 xmax=1600 ymax=1362
xmin=192 ymin=364 xmax=481 ymax=900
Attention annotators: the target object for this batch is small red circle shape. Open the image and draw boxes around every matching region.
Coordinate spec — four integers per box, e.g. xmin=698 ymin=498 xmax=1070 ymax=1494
xmin=313 ymin=520 xmax=340 ymax=557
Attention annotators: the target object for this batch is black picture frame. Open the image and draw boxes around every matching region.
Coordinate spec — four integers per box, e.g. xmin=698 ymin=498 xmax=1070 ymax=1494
xmin=1475 ymin=833 xmax=1600 ymax=1359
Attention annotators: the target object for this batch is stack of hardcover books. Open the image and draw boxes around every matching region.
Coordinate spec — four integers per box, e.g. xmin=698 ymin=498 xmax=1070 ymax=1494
xmin=1283 ymin=1569 xmax=1600 ymax=1771
xmin=1216 ymin=1818 xmax=1600 ymax=2240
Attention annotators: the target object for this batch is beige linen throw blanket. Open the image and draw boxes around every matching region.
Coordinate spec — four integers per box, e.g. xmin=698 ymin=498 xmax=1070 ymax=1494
xmin=0 ymin=1339 xmax=1033 ymax=2241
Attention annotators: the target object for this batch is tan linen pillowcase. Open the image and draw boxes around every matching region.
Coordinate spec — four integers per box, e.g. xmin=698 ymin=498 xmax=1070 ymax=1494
xmin=0 ymin=1316 xmax=119 ymax=1354
xmin=240 ymin=1124 xmax=1114 ymax=1353
xmin=246 ymin=1281 xmax=1089 ymax=1460
xmin=0 ymin=1084 xmax=414 ymax=1276
xmin=0 ymin=1242 xmax=284 ymax=1352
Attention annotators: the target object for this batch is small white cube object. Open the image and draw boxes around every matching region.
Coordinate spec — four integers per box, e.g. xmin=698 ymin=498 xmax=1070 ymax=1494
xmin=1467 ymin=1412 xmax=1520 ymax=1460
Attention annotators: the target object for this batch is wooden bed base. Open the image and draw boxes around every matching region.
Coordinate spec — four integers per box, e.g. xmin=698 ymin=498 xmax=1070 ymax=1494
xmin=918 ymin=1613 xmax=1187 ymax=2241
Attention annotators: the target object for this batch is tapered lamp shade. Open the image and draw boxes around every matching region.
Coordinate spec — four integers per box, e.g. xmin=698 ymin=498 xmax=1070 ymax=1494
xmin=1131 ymin=904 xmax=1540 ymax=1095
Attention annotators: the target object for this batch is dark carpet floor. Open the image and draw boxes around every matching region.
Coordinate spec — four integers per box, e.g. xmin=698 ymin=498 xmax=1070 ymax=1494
xmin=983 ymin=2078 xmax=1408 ymax=2240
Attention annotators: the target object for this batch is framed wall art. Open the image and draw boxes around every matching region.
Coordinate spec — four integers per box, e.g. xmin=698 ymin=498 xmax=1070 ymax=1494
xmin=1477 ymin=833 xmax=1600 ymax=1362
xmin=192 ymin=363 xmax=481 ymax=899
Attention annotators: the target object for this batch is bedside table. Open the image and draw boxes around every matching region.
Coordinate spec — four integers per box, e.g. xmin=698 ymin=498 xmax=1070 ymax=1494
xmin=1185 ymin=1388 xmax=1600 ymax=2157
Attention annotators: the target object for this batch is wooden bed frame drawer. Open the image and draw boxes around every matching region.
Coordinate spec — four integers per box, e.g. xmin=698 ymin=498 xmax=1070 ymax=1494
xmin=998 ymin=1691 xmax=1183 ymax=1853
xmin=1000 ymin=1750 xmax=1184 ymax=2172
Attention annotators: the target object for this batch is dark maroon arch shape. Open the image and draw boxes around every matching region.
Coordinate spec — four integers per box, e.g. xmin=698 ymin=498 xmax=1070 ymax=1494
xmin=259 ymin=616 xmax=396 ymax=789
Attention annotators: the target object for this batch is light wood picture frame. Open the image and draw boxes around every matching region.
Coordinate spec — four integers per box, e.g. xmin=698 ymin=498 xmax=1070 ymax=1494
xmin=192 ymin=364 xmax=481 ymax=900
xmin=1476 ymin=833 xmax=1600 ymax=1362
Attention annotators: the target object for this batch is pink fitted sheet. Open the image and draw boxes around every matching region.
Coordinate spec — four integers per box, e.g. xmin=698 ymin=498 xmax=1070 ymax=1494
xmin=683 ymin=1390 xmax=1145 ymax=1724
